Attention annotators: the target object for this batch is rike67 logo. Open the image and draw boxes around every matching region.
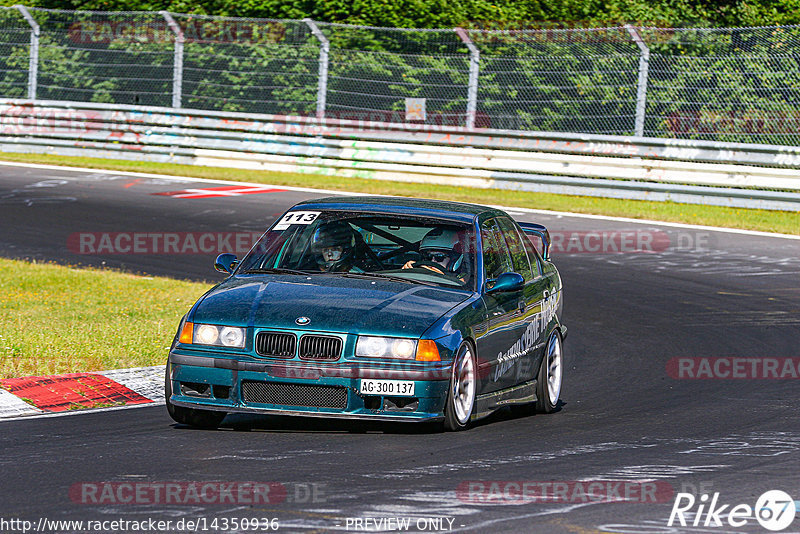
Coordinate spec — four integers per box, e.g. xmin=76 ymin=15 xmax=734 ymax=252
xmin=669 ymin=490 xmax=796 ymax=531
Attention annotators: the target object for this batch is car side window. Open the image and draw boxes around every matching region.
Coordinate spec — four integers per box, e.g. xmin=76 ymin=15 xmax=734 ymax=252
xmin=497 ymin=217 xmax=533 ymax=281
xmin=518 ymin=228 xmax=543 ymax=278
xmin=480 ymin=218 xmax=513 ymax=281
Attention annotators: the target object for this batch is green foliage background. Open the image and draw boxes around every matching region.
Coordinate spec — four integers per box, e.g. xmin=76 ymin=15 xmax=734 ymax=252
xmin=1 ymin=0 xmax=799 ymax=27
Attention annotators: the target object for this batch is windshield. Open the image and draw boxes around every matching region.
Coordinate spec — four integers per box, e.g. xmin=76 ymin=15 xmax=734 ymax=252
xmin=237 ymin=210 xmax=477 ymax=290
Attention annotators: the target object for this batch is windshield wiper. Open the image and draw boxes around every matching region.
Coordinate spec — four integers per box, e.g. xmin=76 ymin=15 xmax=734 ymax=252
xmin=339 ymin=272 xmax=438 ymax=286
xmin=243 ymin=268 xmax=315 ymax=275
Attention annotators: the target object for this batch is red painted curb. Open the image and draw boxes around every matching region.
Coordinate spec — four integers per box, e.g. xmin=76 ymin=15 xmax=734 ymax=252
xmin=152 ymin=185 xmax=286 ymax=199
xmin=1 ymin=373 xmax=153 ymax=413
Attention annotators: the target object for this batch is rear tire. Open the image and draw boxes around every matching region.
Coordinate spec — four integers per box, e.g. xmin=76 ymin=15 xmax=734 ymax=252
xmin=535 ymin=331 xmax=563 ymax=413
xmin=443 ymin=342 xmax=477 ymax=431
xmin=165 ymin=362 xmax=226 ymax=429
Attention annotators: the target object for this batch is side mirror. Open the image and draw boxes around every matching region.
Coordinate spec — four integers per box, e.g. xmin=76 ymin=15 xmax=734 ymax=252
xmin=486 ymin=272 xmax=524 ymax=294
xmin=214 ymin=253 xmax=238 ymax=274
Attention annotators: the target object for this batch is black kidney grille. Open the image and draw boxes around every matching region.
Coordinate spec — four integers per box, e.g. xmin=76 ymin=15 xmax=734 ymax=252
xmin=255 ymin=332 xmax=296 ymax=358
xmin=299 ymin=335 xmax=343 ymax=360
xmin=241 ymin=381 xmax=348 ymax=409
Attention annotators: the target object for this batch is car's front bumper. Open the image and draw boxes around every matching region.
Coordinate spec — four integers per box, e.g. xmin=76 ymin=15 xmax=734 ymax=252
xmin=168 ymin=350 xmax=451 ymax=422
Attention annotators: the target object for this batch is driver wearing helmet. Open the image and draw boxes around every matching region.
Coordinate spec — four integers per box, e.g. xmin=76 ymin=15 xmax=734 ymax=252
xmin=402 ymin=227 xmax=466 ymax=281
xmin=311 ymin=221 xmax=357 ymax=271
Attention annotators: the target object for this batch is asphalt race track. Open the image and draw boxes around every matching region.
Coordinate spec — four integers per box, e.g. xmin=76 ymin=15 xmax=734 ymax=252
xmin=1 ymin=162 xmax=799 ymax=534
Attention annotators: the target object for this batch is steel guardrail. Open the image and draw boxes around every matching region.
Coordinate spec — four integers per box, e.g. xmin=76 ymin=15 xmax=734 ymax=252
xmin=1 ymin=100 xmax=799 ymax=211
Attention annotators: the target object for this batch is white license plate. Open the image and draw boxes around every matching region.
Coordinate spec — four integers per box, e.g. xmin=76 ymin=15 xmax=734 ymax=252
xmin=359 ymin=379 xmax=415 ymax=396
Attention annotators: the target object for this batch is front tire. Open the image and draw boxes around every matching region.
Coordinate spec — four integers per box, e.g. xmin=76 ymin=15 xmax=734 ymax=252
xmin=443 ymin=342 xmax=477 ymax=431
xmin=535 ymin=331 xmax=563 ymax=413
xmin=165 ymin=362 xmax=226 ymax=429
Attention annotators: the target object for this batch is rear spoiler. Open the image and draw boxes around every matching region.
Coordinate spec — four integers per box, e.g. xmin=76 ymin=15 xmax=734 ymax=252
xmin=518 ymin=222 xmax=551 ymax=261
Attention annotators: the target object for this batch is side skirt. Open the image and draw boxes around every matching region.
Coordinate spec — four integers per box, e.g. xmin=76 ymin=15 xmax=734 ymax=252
xmin=472 ymin=380 xmax=537 ymax=420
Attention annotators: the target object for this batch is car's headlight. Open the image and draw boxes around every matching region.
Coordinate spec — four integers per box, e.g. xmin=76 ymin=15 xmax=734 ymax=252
xmin=179 ymin=322 xmax=245 ymax=348
xmin=356 ymin=336 xmax=418 ymax=360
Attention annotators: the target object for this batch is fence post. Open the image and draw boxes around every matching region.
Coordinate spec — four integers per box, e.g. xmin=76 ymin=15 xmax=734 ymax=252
xmin=625 ymin=25 xmax=649 ymax=138
xmin=455 ymin=27 xmax=479 ymax=130
xmin=160 ymin=11 xmax=183 ymax=109
xmin=14 ymin=5 xmax=39 ymax=101
xmin=304 ymin=19 xmax=329 ymax=119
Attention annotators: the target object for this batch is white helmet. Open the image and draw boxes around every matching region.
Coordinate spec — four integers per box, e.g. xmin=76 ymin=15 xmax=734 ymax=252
xmin=420 ymin=228 xmax=463 ymax=271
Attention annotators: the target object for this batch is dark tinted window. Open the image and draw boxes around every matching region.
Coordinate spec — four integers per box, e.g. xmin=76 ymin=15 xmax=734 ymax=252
xmin=518 ymin=228 xmax=543 ymax=277
xmin=497 ymin=217 xmax=533 ymax=281
xmin=237 ymin=210 xmax=477 ymax=290
xmin=480 ymin=218 xmax=513 ymax=280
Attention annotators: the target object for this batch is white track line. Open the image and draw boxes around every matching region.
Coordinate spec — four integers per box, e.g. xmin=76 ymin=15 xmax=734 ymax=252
xmin=0 ymin=160 xmax=358 ymax=197
xmin=1 ymin=160 xmax=798 ymax=240
xmin=493 ymin=205 xmax=800 ymax=240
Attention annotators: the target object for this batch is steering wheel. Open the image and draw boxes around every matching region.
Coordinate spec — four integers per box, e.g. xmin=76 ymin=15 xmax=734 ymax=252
xmin=410 ymin=260 xmax=446 ymax=275
xmin=326 ymin=258 xmax=351 ymax=272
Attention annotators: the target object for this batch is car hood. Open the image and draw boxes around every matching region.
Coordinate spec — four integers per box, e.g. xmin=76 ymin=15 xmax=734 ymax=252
xmin=191 ymin=274 xmax=471 ymax=337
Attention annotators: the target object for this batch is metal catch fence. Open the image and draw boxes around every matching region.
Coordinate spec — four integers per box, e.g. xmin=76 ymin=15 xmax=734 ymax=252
xmin=1 ymin=7 xmax=799 ymax=146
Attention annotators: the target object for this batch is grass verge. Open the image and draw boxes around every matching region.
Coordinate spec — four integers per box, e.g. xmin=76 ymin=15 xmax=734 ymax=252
xmin=1 ymin=152 xmax=798 ymax=235
xmin=0 ymin=257 xmax=209 ymax=378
